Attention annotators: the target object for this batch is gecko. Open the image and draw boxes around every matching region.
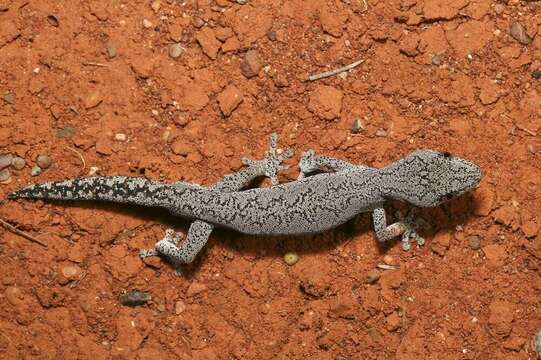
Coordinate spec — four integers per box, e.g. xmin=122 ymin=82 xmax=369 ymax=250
xmin=8 ymin=134 xmax=481 ymax=267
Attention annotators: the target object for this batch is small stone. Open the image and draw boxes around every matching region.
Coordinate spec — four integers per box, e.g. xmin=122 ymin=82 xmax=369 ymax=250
xmin=195 ymin=27 xmax=220 ymax=60
xmin=106 ymin=44 xmax=117 ymax=58
xmin=186 ymin=282 xmax=207 ymax=297
xmin=0 ymin=168 xmax=11 ymax=183
xmin=308 ymin=85 xmax=343 ymax=120
xmin=161 ymin=129 xmax=171 ymax=142
xmin=375 ymin=128 xmax=387 ymax=137
xmin=47 ymin=15 xmax=59 ymax=27
xmin=483 ymin=244 xmax=506 ymax=266
xmin=84 ymin=91 xmax=102 ymax=109
xmin=119 ymin=290 xmax=152 ymax=307
xmin=36 ymin=155 xmax=52 ymax=169
xmin=236 ymin=0 xmax=247 ymax=4
xmin=283 ymin=252 xmax=299 ymax=266
xmin=61 ymin=265 xmax=82 ymax=280
xmin=175 ymin=300 xmax=186 ymax=314
xmin=114 ymin=133 xmax=127 ymax=141
xmin=533 ymin=331 xmax=541 ymax=358
xmin=11 ymin=157 xmax=25 ymax=170
xmin=431 ymin=54 xmax=443 ymax=65
xmin=351 ymin=118 xmax=363 ymax=133
xmin=0 ymin=154 xmax=13 ymax=170
xmin=143 ymin=19 xmax=153 ymax=29
xmin=510 ymin=21 xmax=532 ymax=45
xmin=364 ymin=269 xmax=381 ymax=284
xmin=3 ymin=93 xmax=15 ymax=104
xmin=169 ymin=43 xmax=184 ymax=58
xmin=221 ymin=36 xmax=241 ymax=53
xmin=382 ymin=255 xmax=395 ymax=265
xmin=522 ymin=221 xmax=538 ymax=238
xmin=532 ymin=70 xmax=541 ymax=80
xmin=386 ymin=312 xmax=401 ymax=332
xmin=240 ymin=50 xmax=262 ymax=78
xmin=266 ymin=31 xmax=277 ymax=41
xmin=89 ymin=166 xmax=99 ymax=176
xmin=171 ymin=140 xmax=196 ymax=156
xmin=494 ymin=4 xmax=505 ymax=15
xmin=31 ymin=166 xmax=42 ymax=176
xmin=151 ymin=0 xmax=161 ymax=13
xmin=467 ymin=235 xmax=481 ymax=250
xmin=217 ymin=85 xmax=243 ymax=116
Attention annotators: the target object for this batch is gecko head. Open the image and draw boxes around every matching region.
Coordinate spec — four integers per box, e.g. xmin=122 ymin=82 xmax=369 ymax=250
xmin=390 ymin=150 xmax=482 ymax=207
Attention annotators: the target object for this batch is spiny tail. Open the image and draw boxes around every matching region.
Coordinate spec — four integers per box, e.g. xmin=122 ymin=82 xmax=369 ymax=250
xmin=9 ymin=176 xmax=175 ymax=208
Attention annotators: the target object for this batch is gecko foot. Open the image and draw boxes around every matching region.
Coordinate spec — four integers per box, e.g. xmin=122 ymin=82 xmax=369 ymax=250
xmin=396 ymin=210 xmax=425 ymax=251
xmin=139 ymin=228 xmax=185 ymax=259
xmin=241 ymin=133 xmax=293 ymax=185
xmin=297 ymin=149 xmax=317 ymax=180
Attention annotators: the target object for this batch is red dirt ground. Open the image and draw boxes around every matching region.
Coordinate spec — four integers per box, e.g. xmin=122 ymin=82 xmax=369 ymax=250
xmin=1 ymin=0 xmax=540 ymax=359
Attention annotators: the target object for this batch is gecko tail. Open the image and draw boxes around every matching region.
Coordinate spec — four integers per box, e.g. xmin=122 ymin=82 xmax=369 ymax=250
xmin=9 ymin=176 xmax=174 ymax=208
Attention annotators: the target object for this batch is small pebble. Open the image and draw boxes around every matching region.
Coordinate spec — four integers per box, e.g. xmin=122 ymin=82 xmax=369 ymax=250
xmin=494 ymin=3 xmax=505 ymax=15
xmin=431 ymin=54 xmax=443 ymax=66
xmin=283 ymin=252 xmax=299 ymax=266
xmin=383 ymin=255 xmax=395 ymax=265
xmin=119 ymin=290 xmax=152 ymax=307
xmin=375 ymin=128 xmax=387 ymax=137
xmin=169 ymin=43 xmax=184 ymax=58
xmin=106 ymin=44 xmax=117 ymax=58
xmin=47 ymin=15 xmax=59 ymax=27
xmin=151 ymin=0 xmax=161 ymax=13
xmin=186 ymin=282 xmax=207 ymax=297
xmin=0 ymin=154 xmax=13 ymax=170
xmin=114 ymin=133 xmax=127 ymax=141
xmin=364 ymin=269 xmax=381 ymax=284
xmin=36 ymin=155 xmax=52 ymax=169
xmin=533 ymin=331 xmax=541 ymax=359
xmin=0 ymin=168 xmax=11 ymax=183
xmin=468 ymin=235 xmax=481 ymax=250
xmin=31 ymin=166 xmax=42 ymax=176
xmin=3 ymin=93 xmax=15 ymax=105
xmin=61 ymin=265 xmax=82 ymax=280
xmin=240 ymin=50 xmax=262 ymax=78
xmin=11 ymin=157 xmax=25 ymax=170
xmin=510 ymin=21 xmax=532 ymax=45
xmin=236 ymin=0 xmax=247 ymax=4
xmin=175 ymin=300 xmax=186 ymax=314
xmin=161 ymin=129 xmax=171 ymax=142
xmin=266 ymin=31 xmax=277 ymax=41
xmin=89 ymin=166 xmax=99 ymax=176
xmin=351 ymin=118 xmax=363 ymax=134
xmin=532 ymin=70 xmax=541 ymax=80
xmin=142 ymin=19 xmax=153 ymax=28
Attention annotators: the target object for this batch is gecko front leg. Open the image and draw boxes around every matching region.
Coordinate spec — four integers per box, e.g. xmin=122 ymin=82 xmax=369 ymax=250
xmin=372 ymin=206 xmax=425 ymax=251
xmin=297 ymin=149 xmax=366 ymax=179
xmin=140 ymin=134 xmax=293 ymax=267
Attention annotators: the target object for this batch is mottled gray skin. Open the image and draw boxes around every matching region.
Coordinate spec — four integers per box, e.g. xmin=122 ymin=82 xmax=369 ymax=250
xmin=9 ymin=135 xmax=482 ymax=266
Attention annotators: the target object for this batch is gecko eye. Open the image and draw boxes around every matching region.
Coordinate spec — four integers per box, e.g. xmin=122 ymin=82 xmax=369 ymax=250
xmin=441 ymin=151 xmax=452 ymax=158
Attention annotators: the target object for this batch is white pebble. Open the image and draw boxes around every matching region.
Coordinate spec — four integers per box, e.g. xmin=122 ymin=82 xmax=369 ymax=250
xmin=114 ymin=133 xmax=127 ymax=141
xmin=143 ymin=19 xmax=153 ymax=28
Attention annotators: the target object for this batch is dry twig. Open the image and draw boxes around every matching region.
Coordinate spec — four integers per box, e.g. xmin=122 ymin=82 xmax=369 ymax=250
xmin=82 ymin=62 xmax=111 ymax=68
xmin=0 ymin=217 xmax=48 ymax=247
xmin=66 ymin=146 xmax=86 ymax=170
xmin=308 ymin=59 xmax=365 ymax=81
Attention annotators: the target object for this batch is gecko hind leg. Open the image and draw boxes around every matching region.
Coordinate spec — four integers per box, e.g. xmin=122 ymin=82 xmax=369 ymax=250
xmin=372 ymin=206 xmax=425 ymax=251
xmin=140 ymin=133 xmax=293 ymax=266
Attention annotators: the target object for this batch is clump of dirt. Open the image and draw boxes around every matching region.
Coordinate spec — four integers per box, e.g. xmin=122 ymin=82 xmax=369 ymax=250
xmin=1 ymin=0 xmax=540 ymax=358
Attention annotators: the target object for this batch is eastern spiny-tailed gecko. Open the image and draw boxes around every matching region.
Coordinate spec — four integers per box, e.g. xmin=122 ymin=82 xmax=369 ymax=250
xmin=9 ymin=134 xmax=481 ymax=267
